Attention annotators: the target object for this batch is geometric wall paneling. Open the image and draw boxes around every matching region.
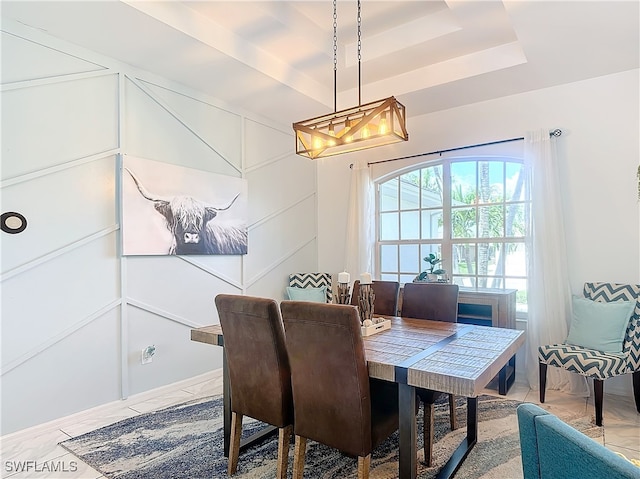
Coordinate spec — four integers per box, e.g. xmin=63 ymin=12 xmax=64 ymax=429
xmin=287 ymin=238 xmax=320 ymax=275
xmin=137 ymin=79 xmax=242 ymax=171
xmin=125 ymin=256 xmax=235 ymax=325
xmin=126 ymin=306 xmax=216 ymax=396
xmin=0 ymin=73 xmax=119 ymax=180
xmin=179 ymin=255 xmax=244 ymax=291
xmin=0 ymin=155 xmax=118 ymax=273
xmin=245 ymin=238 xmax=319 ymax=301
xmin=244 ymin=118 xmax=296 ymax=170
xmin=1 ymin=20 xmax=319 ymax=434
xmin=1 ymin=233 xmax=120 ymax=370
xmin=124 ymin=78 xmax=241 ymax=178
xmin=245 ymin=155 xmax=315 ymax=226
xmin=258 ymin=238 xmax=318 ymax=299
xmin=1 ymin=306 xmax=121 ymax=434
xmin=244 ymin=195 xmax=316 ymax=283
xmin=245 ymin=256 xmax=306 ymax=301
xmin=0 ymin=30 xmax=107 ymax=85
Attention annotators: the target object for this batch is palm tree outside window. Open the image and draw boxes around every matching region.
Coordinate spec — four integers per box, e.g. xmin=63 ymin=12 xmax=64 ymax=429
xmin=376 ymin=156 xmax=530 ymax=316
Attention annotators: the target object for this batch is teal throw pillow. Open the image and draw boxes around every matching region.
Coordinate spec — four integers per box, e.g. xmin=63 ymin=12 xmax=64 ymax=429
xmin=565 ymin=296 xmax=635 ymax=353
xmin=286 ymin=286 xmax=327 ymax=303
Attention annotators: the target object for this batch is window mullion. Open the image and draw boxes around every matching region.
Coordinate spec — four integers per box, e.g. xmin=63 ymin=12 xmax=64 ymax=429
xmin=374 ymin=183 xmax=380 ymax=277
xmin=396 ymin=178 xmax=401 ymax=281
xmin=442 ymin=161 xmax=453 ymax=276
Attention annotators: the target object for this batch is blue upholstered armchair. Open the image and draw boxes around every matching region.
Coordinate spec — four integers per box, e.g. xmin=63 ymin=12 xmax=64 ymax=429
xmin=538 ymin=282 xmax=640 ymax=426
xmin=517 ymin=403 xmax=638 ymax=479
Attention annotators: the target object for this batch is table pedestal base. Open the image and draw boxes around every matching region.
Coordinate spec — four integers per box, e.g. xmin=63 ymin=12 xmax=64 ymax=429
xmin=435 ymin=397 xmax=478 ymax=479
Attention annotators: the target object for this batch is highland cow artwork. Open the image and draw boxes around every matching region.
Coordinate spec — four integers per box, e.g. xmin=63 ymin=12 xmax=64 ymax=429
xmin=122 ymin=156 xmax=247 ymax=256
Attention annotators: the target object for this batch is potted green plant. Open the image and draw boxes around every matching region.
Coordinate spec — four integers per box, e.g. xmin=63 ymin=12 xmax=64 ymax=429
xmin=414 ymin=253 xmax=446 ymax=282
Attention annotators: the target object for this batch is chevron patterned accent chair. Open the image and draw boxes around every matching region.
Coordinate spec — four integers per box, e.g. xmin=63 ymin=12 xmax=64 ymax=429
xmin=288 ymin=273 xmax=333 ymax=303
xmin=538 ymin=282 xmax=640 ymax=426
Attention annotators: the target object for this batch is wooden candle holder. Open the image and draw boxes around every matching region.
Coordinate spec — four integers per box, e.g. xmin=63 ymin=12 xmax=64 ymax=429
xmin=358 ymin=283 xmax=375 ymax=323
xmin=336 ymin=283 xmax=351 ymax=304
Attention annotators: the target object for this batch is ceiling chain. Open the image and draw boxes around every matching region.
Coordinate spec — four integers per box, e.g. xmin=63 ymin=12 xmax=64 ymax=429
xmin=293 ymin=0 xmax=407 ymax=158
xmin=331 ymin=0 xmax=363 ymax=110
xmin=333 ymin=0 xmax=337 ymax=112
xmin=357 ymin=0 xmax=362 ymax=106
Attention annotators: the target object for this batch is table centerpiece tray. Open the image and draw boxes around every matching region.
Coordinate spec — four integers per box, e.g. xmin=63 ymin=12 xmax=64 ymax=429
xmin=361 ymin=318 xmax=391 ymax=336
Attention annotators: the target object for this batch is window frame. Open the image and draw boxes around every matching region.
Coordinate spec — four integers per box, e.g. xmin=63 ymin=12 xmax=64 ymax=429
xmin=374 ymin=154 xmax=529 ymax=316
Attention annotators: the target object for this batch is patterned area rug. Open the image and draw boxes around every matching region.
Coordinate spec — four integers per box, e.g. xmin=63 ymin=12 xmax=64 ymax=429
xmin=60 ymin=394 xmax=602 ymax=479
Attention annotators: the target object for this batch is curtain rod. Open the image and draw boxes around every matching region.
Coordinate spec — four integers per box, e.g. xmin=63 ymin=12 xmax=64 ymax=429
xmin=367 ymin=128 xmax=562 ymax=167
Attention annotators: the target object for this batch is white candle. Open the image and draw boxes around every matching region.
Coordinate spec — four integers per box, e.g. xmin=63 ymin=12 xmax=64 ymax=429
xmin=338 ymin=271 xmax=350 ymax=284
xmin=360 ymin=272 xmax=372 ymax=284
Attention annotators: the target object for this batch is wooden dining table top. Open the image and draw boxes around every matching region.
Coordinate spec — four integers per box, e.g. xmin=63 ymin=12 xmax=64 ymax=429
xmin=361 ymin=316 xmax=523 ymax=397
xmin=191 ymin=316 xmax=524 ymax=398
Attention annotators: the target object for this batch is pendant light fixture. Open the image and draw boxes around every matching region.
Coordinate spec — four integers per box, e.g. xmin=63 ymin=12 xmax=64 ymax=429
xmin=293 ymin=0 xmax=408 ymax=160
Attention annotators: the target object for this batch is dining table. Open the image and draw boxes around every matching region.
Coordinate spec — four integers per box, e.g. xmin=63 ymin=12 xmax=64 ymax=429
xmin=191 ymin=315 xmax=525 ymax=479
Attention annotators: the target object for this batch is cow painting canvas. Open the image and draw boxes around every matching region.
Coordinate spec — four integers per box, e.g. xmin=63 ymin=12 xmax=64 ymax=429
xmin=122 ymin=156 xmax=248 ymax=256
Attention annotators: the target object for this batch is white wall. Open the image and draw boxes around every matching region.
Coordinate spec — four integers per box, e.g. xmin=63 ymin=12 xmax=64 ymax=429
xmin=0 ymin=20 xmax=318 ymax=434
xmin=318 ymin=69 xmax=640 ymax=396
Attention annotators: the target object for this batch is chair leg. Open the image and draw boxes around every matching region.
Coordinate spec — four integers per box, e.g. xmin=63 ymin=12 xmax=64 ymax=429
xmin=594 ymin=379 xmax=604 ymax=427
xmin=448 ymin=394 xmax=457 ymax=430
xmin=357 ymin=454 xmax=371 ymax=479
xmin=228 ymin=412 xmax=243 ymax=475
xmin=292 ymin=435 xmax=307 ymax=479
xmin=276 ymin=425 xmax=293 ymax=479
xmin=633 ymin=371 xmax=640 ymax=414
xmin=423 ymin=402 xmax=435 ymax=467
xmin=539 ymin=362 xmax=548 ymax=403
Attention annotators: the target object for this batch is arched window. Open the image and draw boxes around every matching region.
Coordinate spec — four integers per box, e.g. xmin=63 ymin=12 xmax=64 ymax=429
xmin=376 ymin=155 xmax=529 ymax=314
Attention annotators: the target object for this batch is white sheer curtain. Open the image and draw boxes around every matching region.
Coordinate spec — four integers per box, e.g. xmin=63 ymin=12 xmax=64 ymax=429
xmin=524 ymin=129 xmax=589 ymax=396
xmin=344 ymin=158 xmax=374 ymax=279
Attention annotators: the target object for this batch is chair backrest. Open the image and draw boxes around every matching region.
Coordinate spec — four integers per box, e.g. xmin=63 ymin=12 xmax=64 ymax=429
xmin=215 ymin=294 xmax=293 ymax=427
xmin=583 ymin=282 xmax=640 ymax=370
xmin=401 ymin=282 xmax=460 ymax=322
xmin=288 ymin=272 xmax=333 ymax=303
xmin=516 ymin=402 xmax=639 ymax=479
xmin=351 ymin=280 xmax=400 ymax=316
xmin=280 ymin=301 xmax=373 ymax=457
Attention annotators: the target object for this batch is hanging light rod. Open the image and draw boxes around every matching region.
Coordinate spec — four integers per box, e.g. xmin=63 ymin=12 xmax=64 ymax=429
xmin=293 ymin=0 xmax=408 ymax=160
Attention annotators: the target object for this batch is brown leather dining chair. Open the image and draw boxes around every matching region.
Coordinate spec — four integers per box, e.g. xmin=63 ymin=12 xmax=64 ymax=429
xmin=280 ymin=301 xmax=399 ymax=479
xmin=400 ymin=282 xmax=460 ymax=467
xmin=214 ymin=294 xmax=294 ymax=478
xmin=351 ymin=280 xmax=401 ymax=316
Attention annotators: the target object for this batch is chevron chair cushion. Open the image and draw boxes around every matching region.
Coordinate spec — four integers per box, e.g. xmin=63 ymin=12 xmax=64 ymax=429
xmin=288 ymin=273 xmax=333 ymax=303
xmin=538 ymin=344 xmax=627 ymax=380
xmin=539 ymin=282 xmax=640 ymax=380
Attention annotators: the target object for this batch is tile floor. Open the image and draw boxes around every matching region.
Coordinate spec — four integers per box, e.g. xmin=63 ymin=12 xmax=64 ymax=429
xmin=1 ymin=370 xmax=638 ymax=479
